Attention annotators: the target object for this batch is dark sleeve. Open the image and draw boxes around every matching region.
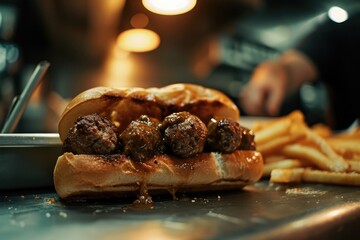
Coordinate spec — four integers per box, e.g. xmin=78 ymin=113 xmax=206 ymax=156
xmin=296 ymin=11 xmax=360 ymax=129
xmin=296 ymin=11 xmax=360 ymax=85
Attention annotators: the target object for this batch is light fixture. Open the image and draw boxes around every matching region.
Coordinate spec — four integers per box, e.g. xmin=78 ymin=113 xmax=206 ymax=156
xmin=116 ymin=28 xmax=160 ymax=52
xmin=116 ymin=12 xmax=160 ymax=53
xmin=328 ymin=6 xmax=348 ymax=23
xmin=142 ymin=0 xmax=197 ymax=15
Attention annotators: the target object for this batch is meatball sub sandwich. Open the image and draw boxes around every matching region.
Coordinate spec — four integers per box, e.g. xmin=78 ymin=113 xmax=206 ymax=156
xmin=53 ymin=84 xmax=263 ymax=200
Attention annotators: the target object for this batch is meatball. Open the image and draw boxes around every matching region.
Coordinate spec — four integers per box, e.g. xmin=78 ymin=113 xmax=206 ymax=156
xmin=205 ymin=117 xmax=243 ymax=153
xmin=120 ymin=115 xmax=162 ymax=162
xmin=161 ymin=111 xmax=207 ymax=158
xmin=63 ymin=113 xmax=119 ymax=154
xmin=238 ymin=127 xmax=256 ymax=150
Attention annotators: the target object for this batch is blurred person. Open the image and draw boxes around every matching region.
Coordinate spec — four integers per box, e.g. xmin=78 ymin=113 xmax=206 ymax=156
xmin=240 ymin=9 xmax=360 ymax=130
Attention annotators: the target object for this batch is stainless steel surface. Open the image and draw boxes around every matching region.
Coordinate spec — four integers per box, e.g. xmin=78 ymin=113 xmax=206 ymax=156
xmin=0 ymin=133 xmax=61 ymax=190
xmin=0 ymin=133 xmax=61 ymax=146
xmin=0 ymin=181 xmax=359 ymax=239
xmin=0 ymin=121 xmax=359 ymax=238
xmin=1 ymin=61 xmax=50 ymax=133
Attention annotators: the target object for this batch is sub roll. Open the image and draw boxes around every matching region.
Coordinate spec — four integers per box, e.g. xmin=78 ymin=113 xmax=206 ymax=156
xmin=53 ymin=83 xmax=263 ymax=200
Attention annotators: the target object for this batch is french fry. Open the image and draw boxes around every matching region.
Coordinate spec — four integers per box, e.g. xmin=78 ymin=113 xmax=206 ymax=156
xmin=281 ymin=143 xmax=348 ymax=172
xmin=311 ymin=123 xmax=332 ymax=137
xmin=254 ymin=110 xmax=360 ymax=186
xmin=326 ymin=138 xmax=360 ymax=159
xmin=257 ymin=130 xmax=304 ymax=156
xmin=347 ymin=160 xmax=360 ymax=173
xmin=270 ymin=168 xmax=360 ymax=186
xmin=263 ymin=159 xmax=304 ymax=177
xmin=254 ymin=111 xmax=307 ymax=156
xmin=344 ymin=154 xmax=360 ymax=162
xmin=303 ymin=129 xmax=349 ymax=172
xmin=270 ymin=168 xmax=304 ymax=183
xmin=264 ymin=155 xmax=288 ymax=163
xmin=254 ymin=110 xmax=305 ymax=145
xmin=254 ymin=118 xmax=292 ymax=145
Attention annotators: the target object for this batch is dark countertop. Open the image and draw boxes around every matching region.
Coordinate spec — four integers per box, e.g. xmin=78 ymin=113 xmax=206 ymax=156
xmin=1 ymin=180 xmax=359 ymax=240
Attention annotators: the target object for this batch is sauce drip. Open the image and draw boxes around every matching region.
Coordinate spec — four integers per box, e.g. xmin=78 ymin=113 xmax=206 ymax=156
xmin=132 ymin=182 xmax=153 ymax=209
xmin=168 ymin=188 xmax=178 ymax=200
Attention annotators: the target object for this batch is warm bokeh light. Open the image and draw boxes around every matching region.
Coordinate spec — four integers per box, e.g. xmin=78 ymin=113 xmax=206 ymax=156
xmin=328 ymin=6 xmax=348 ymax=23
xmin=192 ymin=37 xmax=220 ymax=79
xmin=142 ymin=0 xmax=197 ymax=15
xmin=130 ymin=13 xmax=149 ymax=28
xmin=100 ymin=43 xmax=135 ymax=88
xmin=116 ymin=28 xmax=160 ymax=52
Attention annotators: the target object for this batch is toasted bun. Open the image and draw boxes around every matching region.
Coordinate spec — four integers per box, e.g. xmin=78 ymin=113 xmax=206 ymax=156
xmin=54 ymin=150 xmax=263 ymax=199
xmin=58 ymin=83 xmax=239 ymax=142
xmin=54 ymin=83 xmax=262 ymax=200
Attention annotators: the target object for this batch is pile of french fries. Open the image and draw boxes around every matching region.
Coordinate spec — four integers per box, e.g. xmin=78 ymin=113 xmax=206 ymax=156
xmin=252 ymin=110 xmax=360 ymax=186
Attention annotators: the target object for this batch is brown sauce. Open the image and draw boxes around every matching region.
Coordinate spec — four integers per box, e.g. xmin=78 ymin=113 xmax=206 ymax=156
xmin=167 ymin=188 xmax=179 ymax=200
xmin=131 ymin=182 xmax=153 ymax=210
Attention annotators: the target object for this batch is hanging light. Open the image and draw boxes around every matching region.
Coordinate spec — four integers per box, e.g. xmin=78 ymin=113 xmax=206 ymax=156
xmin=116 ymin=12 xmax=160 ymax=53
xmin=142 ymin=0 xmax=197 ymax=15
xmin=116 ymin=28 xmax=160 ymax=52
xmin=328 ymin=6 xmax=348 ymax=23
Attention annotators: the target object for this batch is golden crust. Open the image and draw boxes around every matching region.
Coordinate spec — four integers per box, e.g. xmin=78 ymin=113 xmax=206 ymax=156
xmin=58 ymin=83 xmax=239 ymax=142
xmin=53 ymin=150 xmax=263 ymax=199
xmin=54 ymin=83 xmax=261 ymax=200
xmin=149 ymin=83 xmax=239 ymax=123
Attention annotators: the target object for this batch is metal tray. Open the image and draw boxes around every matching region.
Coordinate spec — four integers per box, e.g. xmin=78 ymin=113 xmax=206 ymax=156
xmin=0 ymin=181 xmax=359 ymax=239
xmin=1 ymin=133 xmax=359 ymax=239
xmin=0 ymin=133 xmax=62 ymax=190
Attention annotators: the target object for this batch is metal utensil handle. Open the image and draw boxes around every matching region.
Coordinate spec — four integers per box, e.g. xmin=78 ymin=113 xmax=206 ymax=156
xmin=1 ymin=61 xmax=50 ymax=133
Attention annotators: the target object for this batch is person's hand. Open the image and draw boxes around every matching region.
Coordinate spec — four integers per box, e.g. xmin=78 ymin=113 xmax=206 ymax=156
xmin=240 ymin=50 xmax=318 ymax=117
xmin=240 ymin=60 xmax=288 ymax=116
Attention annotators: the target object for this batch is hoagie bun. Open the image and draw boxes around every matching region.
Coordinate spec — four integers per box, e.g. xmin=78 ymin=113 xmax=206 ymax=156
xmin=53 ymin=83 xmax=263 ymax=201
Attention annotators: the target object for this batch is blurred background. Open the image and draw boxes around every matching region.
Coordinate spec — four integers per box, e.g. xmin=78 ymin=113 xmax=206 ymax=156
xmin=0 ymin=0 xmax=358 ymax=132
